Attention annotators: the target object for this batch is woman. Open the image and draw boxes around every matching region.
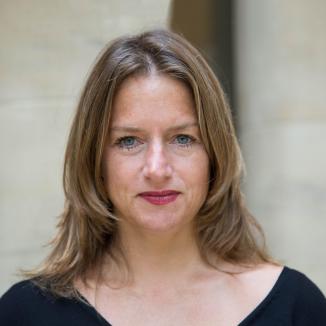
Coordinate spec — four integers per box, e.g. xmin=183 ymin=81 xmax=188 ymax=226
xmin=1 ymin=29 xmax=325 ymax=326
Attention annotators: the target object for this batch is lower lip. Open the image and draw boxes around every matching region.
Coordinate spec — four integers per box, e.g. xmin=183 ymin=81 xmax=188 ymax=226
xmin=139 ymin=194 xmax=179 ymax=205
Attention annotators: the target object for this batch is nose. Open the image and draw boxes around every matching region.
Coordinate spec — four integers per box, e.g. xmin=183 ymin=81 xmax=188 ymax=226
xmin=142 ymin=140 xmax=172 ymax=181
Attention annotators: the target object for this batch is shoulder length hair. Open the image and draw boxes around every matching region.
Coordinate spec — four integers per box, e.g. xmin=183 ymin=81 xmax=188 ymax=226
xmin=25 ymin=29 xmax=273 ymax=297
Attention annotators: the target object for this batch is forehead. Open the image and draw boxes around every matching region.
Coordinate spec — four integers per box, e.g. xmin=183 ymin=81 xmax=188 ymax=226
xmin=109 ymin=74 xmax=197 ymax=127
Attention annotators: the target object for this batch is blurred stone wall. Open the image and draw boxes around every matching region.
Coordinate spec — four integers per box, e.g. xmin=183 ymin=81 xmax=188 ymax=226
xmin=0 ymin=0 xmax=171 ymax=295
xmin=235 ymin=0 xmax=326 ymax=292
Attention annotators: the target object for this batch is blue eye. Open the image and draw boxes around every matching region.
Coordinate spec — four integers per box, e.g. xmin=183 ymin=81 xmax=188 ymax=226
xmin=116 ymin=136 xmax=139 ymax=150
xmin=175 ymin=135 xmax=194 ymax=147
xmin=122 ymin=137 xmax=135 ymax=146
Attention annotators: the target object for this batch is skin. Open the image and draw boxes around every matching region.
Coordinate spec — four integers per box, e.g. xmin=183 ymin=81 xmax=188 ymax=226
xmin=102 ymin=73 xmax=210 ymax=236
xmin=76 ymin=74 xmax=283 ymax=326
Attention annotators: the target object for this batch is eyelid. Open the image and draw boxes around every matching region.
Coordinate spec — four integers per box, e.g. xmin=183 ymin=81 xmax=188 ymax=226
xmin=173 ymin=134 xmax=196 ymax=141
xmin=113 ymin=133 xmax=198 ymax=149
xmin=172 ymin=134 xmax=197 ymax=146
xmin=114 ymin=135 xmax=143 ymax=150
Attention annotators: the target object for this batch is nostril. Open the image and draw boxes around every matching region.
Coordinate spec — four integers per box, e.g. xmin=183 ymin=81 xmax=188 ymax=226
xmin=143 ymin=164 xmax=172 ymax=179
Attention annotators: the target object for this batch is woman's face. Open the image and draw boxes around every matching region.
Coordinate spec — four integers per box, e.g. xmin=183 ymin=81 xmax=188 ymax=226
xmin=102 ymin=74 xmax=209 ymax=234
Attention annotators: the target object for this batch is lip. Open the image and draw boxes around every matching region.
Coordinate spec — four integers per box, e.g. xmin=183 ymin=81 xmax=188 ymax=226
xmin=138 ymin=190 xmax=180 ymax=205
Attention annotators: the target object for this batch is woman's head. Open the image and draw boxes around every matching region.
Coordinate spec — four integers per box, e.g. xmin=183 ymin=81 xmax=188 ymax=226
xmin=28 ymin=29 xmax=270 ymax=297
xmin=65 ymin=29 xmax=241 ymax=227
xmin=102 ymin=73 xmax=210 ymax=235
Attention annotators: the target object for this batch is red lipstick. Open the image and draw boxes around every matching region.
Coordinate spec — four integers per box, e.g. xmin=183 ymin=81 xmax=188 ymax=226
xmin=139 ymin=190 xmax=180 ymax=205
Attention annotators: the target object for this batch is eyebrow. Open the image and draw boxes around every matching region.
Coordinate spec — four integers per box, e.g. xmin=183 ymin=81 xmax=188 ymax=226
xmin=110 ymin=122 xmax=199 ymax=133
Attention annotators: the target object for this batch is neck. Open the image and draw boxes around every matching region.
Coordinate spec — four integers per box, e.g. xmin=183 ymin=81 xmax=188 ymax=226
xmin=106 ymin=220 xmax=206 ymax=290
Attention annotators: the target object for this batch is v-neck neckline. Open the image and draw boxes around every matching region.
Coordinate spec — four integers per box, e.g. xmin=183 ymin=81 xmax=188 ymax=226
xmin=238 ymin=266 xmax=287 ymax=325
xmin=76 ymin=266 xmax=288 ymax=326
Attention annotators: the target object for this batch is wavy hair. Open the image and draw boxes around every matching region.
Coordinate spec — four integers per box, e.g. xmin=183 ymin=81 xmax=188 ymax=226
xmin=25 ymin=29 xmax=273 ymax=297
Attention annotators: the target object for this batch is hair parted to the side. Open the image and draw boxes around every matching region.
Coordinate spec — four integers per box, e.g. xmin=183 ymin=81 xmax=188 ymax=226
xmin=24 ymin=29 xmax=274 ymax=297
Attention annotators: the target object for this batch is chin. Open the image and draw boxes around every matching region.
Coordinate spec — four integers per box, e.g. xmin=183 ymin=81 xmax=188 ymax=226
xmin=133 ymin=212 xmax=189 ymax=233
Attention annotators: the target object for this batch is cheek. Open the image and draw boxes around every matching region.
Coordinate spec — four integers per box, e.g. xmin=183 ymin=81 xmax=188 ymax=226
xmin=194 ymin=154 xmax=210 ymax=196
xmin=102 ymin=151 xmax=139 ymax=195
xmin=178 ymin=151 xmax=210 ymax=191
xmin=193 ymin=167 xmax=210 ymax=199
xmin=190 ymin=150 xmax=209 ymax=177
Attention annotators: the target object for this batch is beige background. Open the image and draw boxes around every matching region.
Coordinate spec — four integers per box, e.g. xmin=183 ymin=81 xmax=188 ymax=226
xmin=235 ymin=0 xmax=326 ymax=292
xmin=1 ymin=0 xmax=325 ymax=295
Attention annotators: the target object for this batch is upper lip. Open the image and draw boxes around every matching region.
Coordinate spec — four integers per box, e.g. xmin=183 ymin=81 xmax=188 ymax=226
xmin=139 ymin=190 xmax=180 ymax=196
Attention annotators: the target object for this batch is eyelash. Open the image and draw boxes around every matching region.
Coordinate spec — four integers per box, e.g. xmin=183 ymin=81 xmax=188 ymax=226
xmin=114 ymin=134 xmax=196 ymax=151
xmin=115 ymin=136 xmax=142 ymax=151
xmin=173 ymin=134 xmax=195 ymax=147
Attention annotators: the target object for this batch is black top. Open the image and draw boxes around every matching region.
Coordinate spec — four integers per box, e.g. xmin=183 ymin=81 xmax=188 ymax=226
xmin=1 ymin=266 xmax=326 ymax=325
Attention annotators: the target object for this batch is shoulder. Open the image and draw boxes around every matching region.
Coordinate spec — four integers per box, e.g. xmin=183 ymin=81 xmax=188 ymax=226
xmin=0 ymin=279 xmax=43 ymax=306
xmin=282 ymin=267 xmax=326 ymax=323
xmin=232 ymin=263 xmax=284 ymax=299
xmin=280 ymin=266 xmax=325 ymax=300
xmin=1 ymin=280 xmax=80 ymax=325
xmin=0 ymin=280 xmax=45 ymax=325
xmin=1 ymin=279 xmax=44 ymax=299
xmin=236 ymin=263 xmax=325 ymax=303
xmin=235 ymin=265 xmax=326 ymax=325
xmin=0 ymin=279 xmax=103 ymax=326
xmin=254 ymin=266 xmax=326 ymax=325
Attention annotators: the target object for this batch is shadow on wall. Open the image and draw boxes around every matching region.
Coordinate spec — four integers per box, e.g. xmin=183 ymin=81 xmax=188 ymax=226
xmin=168 ymin=0 xmax=235 ymax=115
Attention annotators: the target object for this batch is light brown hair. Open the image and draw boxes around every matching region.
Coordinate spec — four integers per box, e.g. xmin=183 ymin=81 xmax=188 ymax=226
xmin=25 ymin=29 xmax=273 ymax=297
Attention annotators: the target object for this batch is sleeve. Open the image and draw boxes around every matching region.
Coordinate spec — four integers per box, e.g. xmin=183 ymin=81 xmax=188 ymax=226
xmin=0 ymin=281 xmax=30 ymax=326
xmin=292 ymin=271 xmax=326 ymax=326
